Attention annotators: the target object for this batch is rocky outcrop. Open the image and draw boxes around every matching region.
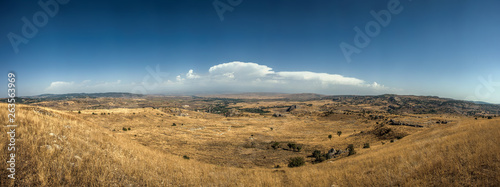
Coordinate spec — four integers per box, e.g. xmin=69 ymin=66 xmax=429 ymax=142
xmin=286 ymin=105 xmax=297 ymax=112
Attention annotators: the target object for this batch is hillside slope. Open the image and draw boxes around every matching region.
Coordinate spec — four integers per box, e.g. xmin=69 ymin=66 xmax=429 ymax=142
xmin=1 ymin=103 xmax=499 ymax=186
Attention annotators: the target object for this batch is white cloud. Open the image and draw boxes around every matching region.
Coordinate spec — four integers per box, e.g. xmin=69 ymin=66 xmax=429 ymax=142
xmin=48 ymin=81 xmax=75 ymax=88
xmin=162 ymin=61 xmax=394 ymax=95
xmin=44 ymin=61 xmax=397 ymax=95
xmin=44 ymin=80 xmax=127 ymax=94
xmin=186 ymin=69 xmax=200 ymax=79
xmin=176 ymin=75 xmax=184 ymax=82
xmin=275 ymin=71 xmax=365 ymax=86
xmin=209 ymin=61 xmax=274 ymax=79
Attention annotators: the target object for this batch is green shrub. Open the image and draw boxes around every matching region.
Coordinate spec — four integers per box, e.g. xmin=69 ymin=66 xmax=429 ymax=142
xmin=347 ymin=144 xmax=356 ymax=156
xmin=122 ymin=127 xmax=127 ymax=131
xmin=78 ymin=111 xmax=81 ymax=114
xmin=128 ymin=127 xmax=131 ymax=130
xmin=363 ymin=143 xmax=370 ymax=148
xmin=337 ymin=131 xmax=342 ymax=137
xmin=271 ymin=142 xmax=280 ymax=150
xmin=288 ymin=157 xmax=305 ymax=168
xmin=183 ymin=155 xmax=190 ymax=159
xmin=328 ymin=134 xmax=332 ymax=140
xmin=296 ymin=146 xmax=302 ymax=152
xmin=314 ymin=156 xmax=326 ymax=163
xmin=312 ymin=150 xmax=322 ymax=159
xmin=172 ymin=123 xmax=176 ymax=126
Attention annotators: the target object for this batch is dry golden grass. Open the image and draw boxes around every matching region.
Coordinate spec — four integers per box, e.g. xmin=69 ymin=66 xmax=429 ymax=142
xmin=1 ymin=103 xmax=499 ymax=186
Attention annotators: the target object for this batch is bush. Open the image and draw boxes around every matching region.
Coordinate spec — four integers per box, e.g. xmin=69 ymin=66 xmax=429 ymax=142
xmin=337 ymin=131 xmax=342 ymax=137
xmin=314 ymin=156 xmax=326 ymax=163
xmin=287 ymin=143 xmax=297 ymax=151
xmin=363 ymin=143 xmax=370 ymax=149
xmin=328 ymin=134 xmax=332 ymax=140
xmin=183 ymin=155 xmax=190 ymax=159
xmin=122 ymin=127 xmax=127 ymax=131
xmin=78 ymin=111 xmax=81 ymax=114
xmin=271 ymin=142 xmax=280 ymax=150
xmin=347 ymin=144 xmax=356 ymax=156
xmin=312 ymin=150 xmax=322 ymax=159
xmin=128 ymin=127 xmax=131 ymax=130
xmin=296 ymin=146 xmax=302 ymax=152
xmin=172 ymin=123 xmax=177 ymax=126
xmin=288 ymin=157 xmax=305 ymax=168
xmin=390 ymin=139 xmax=394 ymax=143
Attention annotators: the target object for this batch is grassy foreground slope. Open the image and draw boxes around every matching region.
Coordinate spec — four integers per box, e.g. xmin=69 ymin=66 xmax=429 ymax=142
xmin=1 ymin=103 xmax=499 ymax=186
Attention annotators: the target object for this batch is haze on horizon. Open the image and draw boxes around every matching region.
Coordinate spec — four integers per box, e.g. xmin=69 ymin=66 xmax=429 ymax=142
xmin=1 ymin=0 xmax=499 ymax=103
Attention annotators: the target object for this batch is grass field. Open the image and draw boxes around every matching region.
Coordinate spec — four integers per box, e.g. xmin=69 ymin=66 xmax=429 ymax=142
xmin=1 ymin=100 xmax=499 ymax=186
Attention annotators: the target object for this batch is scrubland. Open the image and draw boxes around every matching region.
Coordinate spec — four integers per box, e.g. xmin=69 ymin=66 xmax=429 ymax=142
xmin=0 ymin=100 xmax=499 ymax=186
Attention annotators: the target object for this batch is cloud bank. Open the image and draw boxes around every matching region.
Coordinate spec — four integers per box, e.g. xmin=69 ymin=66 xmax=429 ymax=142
xmin=45 ymin=61 xmax=395 ymax=95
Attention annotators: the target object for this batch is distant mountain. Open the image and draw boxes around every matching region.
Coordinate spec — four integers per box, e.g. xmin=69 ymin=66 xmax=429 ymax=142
xmin=321 ymin=94 xmax=500 ymax=116
xmin=28 ymin=92 xmax=143 ymax=99
xmin=471 ymin=101 xmax=495 ymax=105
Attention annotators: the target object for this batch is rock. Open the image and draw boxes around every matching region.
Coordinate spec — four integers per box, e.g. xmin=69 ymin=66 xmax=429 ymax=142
xmin=53 ymin=144 xmax=61 ymax=150
xmin=74 ymin=155 xmax=82 ymax=161
xmin=286 ymin=105 xmax=297 ymax=112
xmin=41 ymin=145 xmax=53 ymax=151
xmin=272 ymin=113 xmax=284 ymax=117
xmin=49 ymin=133 xmax=55 ymax=136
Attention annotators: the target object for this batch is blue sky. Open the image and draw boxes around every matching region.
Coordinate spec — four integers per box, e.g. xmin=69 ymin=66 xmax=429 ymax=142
xmin=1 ymin=0 xmax=499 ymax=103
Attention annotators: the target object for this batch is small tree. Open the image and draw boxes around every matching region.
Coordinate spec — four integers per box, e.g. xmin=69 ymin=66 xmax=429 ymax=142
xmin=363 ymin=143 xmax=370 ymax=149
xmin=296 ymin=146 xmax=302 ymax=152
xmin=312 ymin=150 xmax=322 ymax=160
xmin=287 ymin=143 xmax=297 ymax=151
xmin=347 ymin=144 xmax=356 ymax=156
xmin=337 ymin=131 xmax=342 ymax=137
xmin=128 ymin=127 xmax=131 ymax=130
xmin=288 ymin=157 xmax=305 ymax=168
xmin=78 ymin=111 xmax=81 ymax=114
xmin=172 ymin=123 xmax=176 ymax=126
xmin=328 ymin=134 xmax=332 ymax=140
xmin=271 ymin=142 xmax=280 ymax=150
